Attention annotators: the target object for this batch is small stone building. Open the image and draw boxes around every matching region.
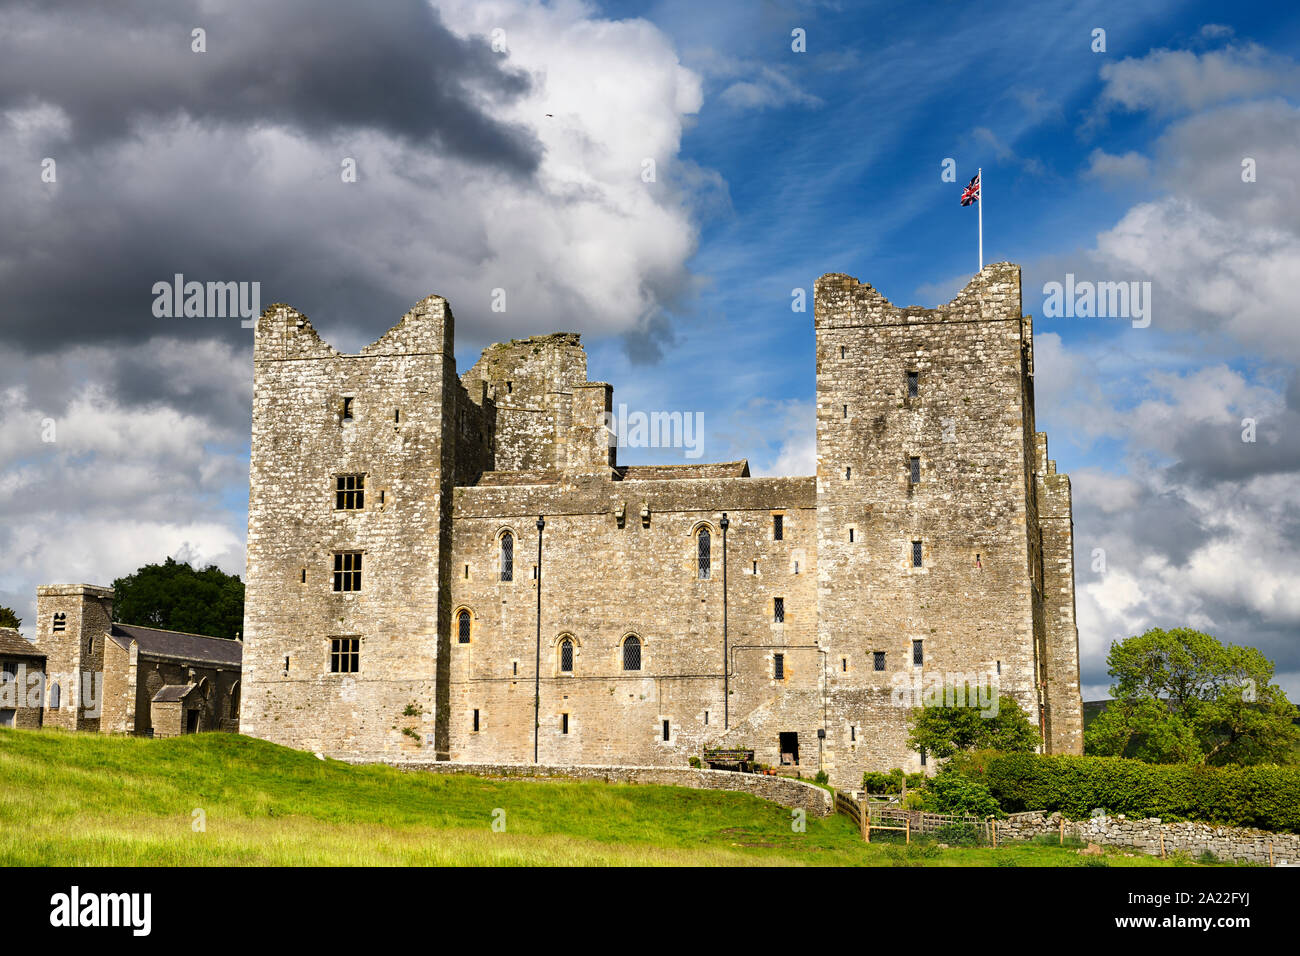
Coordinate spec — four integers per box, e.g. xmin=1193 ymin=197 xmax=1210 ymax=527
xmin=32 ymin=584 xmax=242 ymax=736
xmin=0 ymin=627 xmax=47 ymax=729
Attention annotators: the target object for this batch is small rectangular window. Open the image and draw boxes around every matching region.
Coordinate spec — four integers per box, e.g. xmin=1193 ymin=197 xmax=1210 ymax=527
xmin=329 ymin=637 xmax=359 ymax=674
xmin=333 ymin=551 xmax=362 ymax=591
xmin=662 ymin=719 xmax=670 ymax=742
xmin=843 ymin=404 xmax=848 ymax=419
xmin=851 ymin=725 xmax=856 ymax=742
xmin=906 ymin=371 xmax=918 ymax=398
xmin=464 ymin=564 xmax=470 ymax=579
xmin=842 ymin=657 xmax=848 ymax=672
xmin=773 ymin=514 xmax=783 ymax=541
xmin=473 ymin=709 xmax=480 ymax=732
xmin=873 ymin=651 xmax=886 ymax=671
xmin=561 ymin=713 xmax=569 ymax=735
xmin=912 ymin=540 xmax=923 ymax=567
xmin=920 ymin=747 xmax=927 ymax=766
xmin=335 ymin=474 xmax=365 ymax=510
xmin=846 ymin=466 xmax=851 ymax=479
xmin=283 ymin=656 xmax=290 ymax=673
xmin=773 ymin=653 xmax=784 ymax=680
xmin=752 ymin=560 xmax=758 ymax=574
xmin=704 ymin=710 xmax=709 ymax=726
xmin=840 ymin=346 xmax=845 ymax=359
xmin=773 ymin=597 xmax=785 ymax=624
xmin=996 ymin=660 xmax=1001 ymax=675
xmin=300 ymin=568 xmax=306 ymax=583
xmin=394 ymin=409 xmax=400 ymax=423
xmin=913 ymin=639 xmax=924 ymax=666
xmin=910 ymin=457 xmax=921 ymax=484
xmin=848 ymin=528 xmax=855 ymax=543
xmin=342 ymin=397 xmax=354 ymax=420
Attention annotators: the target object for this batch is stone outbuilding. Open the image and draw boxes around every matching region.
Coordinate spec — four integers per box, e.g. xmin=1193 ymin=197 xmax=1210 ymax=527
xmin=0 ymin=627 xmax=47 ymax=729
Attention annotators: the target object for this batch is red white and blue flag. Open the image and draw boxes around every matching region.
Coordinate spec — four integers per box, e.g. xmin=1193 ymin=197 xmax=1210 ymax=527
xmin=960 ymin=172 xmax=980 ymax=206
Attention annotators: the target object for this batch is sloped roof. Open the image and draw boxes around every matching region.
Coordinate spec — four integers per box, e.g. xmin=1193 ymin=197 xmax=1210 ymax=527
xmin=0 ymin=628 xmax=45 ymax=660
xmin=109 ymin=624 xmax=241 ymax=667
xmin=152 ymin=683 xmax=197 ymax=703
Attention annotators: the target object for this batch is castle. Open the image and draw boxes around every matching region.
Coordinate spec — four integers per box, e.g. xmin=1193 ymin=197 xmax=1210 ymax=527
xmin=240 ymin=263 xmax=1082 ymax=788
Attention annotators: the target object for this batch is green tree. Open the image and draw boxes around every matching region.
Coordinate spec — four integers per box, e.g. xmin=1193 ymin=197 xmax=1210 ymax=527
xmin=1085 ymin=627 xmax=1299 ymax=766
xmin=907 ymin=691 xmax=1039 ymax=759
xmin=924 ymin=769 xmax=1002 ymax=817
xmin=0 ymin=606 xmax=21 ymax=629
xmin=112 ymin=558 xmax=244 ymax=640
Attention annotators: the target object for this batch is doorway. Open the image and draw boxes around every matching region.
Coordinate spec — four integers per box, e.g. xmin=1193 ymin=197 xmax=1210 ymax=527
xmin=185 ymin=709 xmax=200 ymax=734
xmin=779 ymin=731 xmax=799 ymax=766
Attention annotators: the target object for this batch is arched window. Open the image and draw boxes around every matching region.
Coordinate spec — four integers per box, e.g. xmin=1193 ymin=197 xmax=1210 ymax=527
xmin=500 ymin=532 xmax=514 ymax=581
xmin=457 ymin=609 xmax=471 ymax=644
xmin=559 ymin=638 xmax=574 ymax=673
xmin=229 ymin=680 xmax=241 ymax=720
xmin=697 ymin=527 xmax=711 ymax=580
xmin=622 ymin=635 xmax=641 ymax=671
xmin=49 ymin=682 xmax=60 ymax=710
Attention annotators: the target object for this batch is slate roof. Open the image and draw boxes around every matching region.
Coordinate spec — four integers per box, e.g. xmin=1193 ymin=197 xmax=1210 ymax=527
xmin=108 ymin=624 xmax=242 ymax=667
xmin=152 ymin=683 xmax=197 ymax=703
xmin=0 ymin=627 xmax=45 ymax=660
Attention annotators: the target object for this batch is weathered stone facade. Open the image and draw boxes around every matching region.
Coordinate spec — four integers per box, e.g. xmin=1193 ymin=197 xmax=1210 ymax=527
xmin=28 ymin=584 xmax=241 ymax=736
xmin=241 ymin=263 xmax=1082 ymax=787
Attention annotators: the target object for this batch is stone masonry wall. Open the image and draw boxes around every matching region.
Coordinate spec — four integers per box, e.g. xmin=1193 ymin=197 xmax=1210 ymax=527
xmin=344 ymin=758 xmax=833 ymax=817
xmin=998 ymin=811 xmax=1300 ymax=865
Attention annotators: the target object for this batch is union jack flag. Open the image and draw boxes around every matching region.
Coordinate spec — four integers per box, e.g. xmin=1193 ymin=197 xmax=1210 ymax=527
xmin=960 ymin=172 xmax=980 ymax=206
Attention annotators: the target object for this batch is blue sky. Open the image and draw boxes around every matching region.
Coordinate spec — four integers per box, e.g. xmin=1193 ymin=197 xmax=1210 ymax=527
xmin=2 ymin=0 xmax=1298 ymax=700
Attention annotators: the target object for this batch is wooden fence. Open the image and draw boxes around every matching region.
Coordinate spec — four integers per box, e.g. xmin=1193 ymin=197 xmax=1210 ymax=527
xmin=834 ymin=791 xmax=996 ymax=845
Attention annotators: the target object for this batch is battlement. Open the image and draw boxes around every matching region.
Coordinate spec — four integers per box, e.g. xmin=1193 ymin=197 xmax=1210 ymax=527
xmin=814 ymin=262 xmax=1023 ymax=329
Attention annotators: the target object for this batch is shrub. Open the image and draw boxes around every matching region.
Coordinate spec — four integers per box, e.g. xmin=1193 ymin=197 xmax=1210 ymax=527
xmin=934 ymin=822 xmax=982 ymax=846
xmin=862 ymin=769 xmax=905 ymax=794
xmin=925 ymin=771 xmax=1001 ymax=818
xmin=813 ymin=770 xmax=829 ymax=786
xmin=688 ymin=756 xmax=701 ymax=769
xmin=972 ymin=752 xmax=1300 ymax=833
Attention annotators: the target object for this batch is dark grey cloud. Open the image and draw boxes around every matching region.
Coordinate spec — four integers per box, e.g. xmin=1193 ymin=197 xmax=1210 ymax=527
xmin=0 ymin=0 xmax=537 ymax=170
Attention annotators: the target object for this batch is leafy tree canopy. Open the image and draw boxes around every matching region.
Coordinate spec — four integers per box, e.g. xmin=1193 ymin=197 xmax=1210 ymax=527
xmin=907 ymin=691 xmax=1040 ymax=759
xmin=112 ymin=558 xmax=244 ymax=640
xmin=0 ymin=606 xmax=21 ymax=629
xmin=1084 ymin=627 xmax=1299 ymax=766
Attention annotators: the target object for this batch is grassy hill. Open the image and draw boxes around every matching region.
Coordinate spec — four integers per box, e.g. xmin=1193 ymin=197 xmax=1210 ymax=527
xmin=0 ymin=729 xmax=1209 ymax=866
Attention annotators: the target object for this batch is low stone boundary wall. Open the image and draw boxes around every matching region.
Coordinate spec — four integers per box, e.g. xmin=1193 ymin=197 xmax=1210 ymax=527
xmin=343 ymin=758 xmax=833 ymax=817
xmin=999 ymin=811 xmax=1299 ymax=865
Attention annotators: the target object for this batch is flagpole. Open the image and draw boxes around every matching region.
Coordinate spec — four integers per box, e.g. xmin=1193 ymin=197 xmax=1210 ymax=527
xmin=978 ymin=166 xmax=983 ymax=272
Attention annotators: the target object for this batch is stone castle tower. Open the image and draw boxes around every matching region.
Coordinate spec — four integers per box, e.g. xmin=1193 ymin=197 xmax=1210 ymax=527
xmin=241 ymin=263 xmax=1082 ymax=786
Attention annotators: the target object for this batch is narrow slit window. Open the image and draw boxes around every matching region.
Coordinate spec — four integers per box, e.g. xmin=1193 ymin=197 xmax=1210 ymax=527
xmin=704 ymin=710 xmax=709 ymax=726
xmin=840 ymin=346 xmax=846 ymax=359
xmin=472 ymin=709 xmax=480 ymax=732
xmin=842 ymin=657 xmax=848 ymax=672
xmin=561 ymin=713 xmax=569 ymax=735
xmin=913 ymin=639 xmax=924 ymax=666
xmin=773 ymin=596 xmax=785 ymax=624
xmin=752 ymin=560 xmax=758 ymax=574
xmin=300 ymin=568 xmax=306 ymax=584
xmin=912 ymin=540 xmax=923 ymax=567
xmin=846 ymin=466 xmax=851 ymax=479
xmin=851 ymin=726 xmax=856 ymax=742
xmin=773 ymin=653 xmax=784 ymax=680
xmin=697 ymin=527 xmax=711 ymax=579
xmin=773 ymin=514 xmax=783 ymax=541
xmin=873 ymin=651 xmax=885 ymax=671
xmin=500 ymin=532 xmax=514 ymax=581
xmin=559 ymin=639 xmax=573 ymax=673
xmin=457 ymin=609 xmax=471 ymax=644
xmin=906 ymin=371 xmax=918 ymax=398
xmin=662 ymin=719 xmax=670 ymax=742
xmin=848 ymin=528 xmax=855 ymax=543
xmin=910 ymin=457 xmax=921 ymax=484
xmin=342 ymin=397 xmax=354 ymax=420
xmin=394 ymin=409 xmax=400 ymax=423
xmin=843 ymin=404 xmax=848 ymax=419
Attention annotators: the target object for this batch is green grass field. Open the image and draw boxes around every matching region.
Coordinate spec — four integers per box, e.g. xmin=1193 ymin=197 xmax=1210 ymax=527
xmin=0 ymin=729 xmax=1218 ymax=866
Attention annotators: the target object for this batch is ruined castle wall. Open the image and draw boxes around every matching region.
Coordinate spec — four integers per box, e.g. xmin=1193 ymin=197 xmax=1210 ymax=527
xmin=241 ymin=298 xmax=458 ymax=755
xmin=813 ymin=265 xmax=1041 ymax=788
xmin=1038 ymin=458 xmax=1083 ymax=754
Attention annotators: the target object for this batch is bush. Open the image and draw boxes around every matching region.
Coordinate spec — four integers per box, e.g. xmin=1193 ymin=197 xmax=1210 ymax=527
xmin=973 ymin=752 xmax=1300 ymax=833
xmin=925 ymin=771 xmax=1001 ymax=817
xmin=934 ymin=822 xmax=982 ymax=846
xmin=813 ymin=770 xmax=829 ymax=786
xmin=687 ymin=756 xmax=701 ymax=769
xmin=862 ymin=769 xmax=905 ymax=794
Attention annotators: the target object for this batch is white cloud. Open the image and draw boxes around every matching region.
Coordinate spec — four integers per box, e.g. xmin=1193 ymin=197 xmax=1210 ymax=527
xmin=1097 ymin=43 xmax=1300 ymax=116
xmin=1082 ymin=147 xmax=1151 ymax=183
